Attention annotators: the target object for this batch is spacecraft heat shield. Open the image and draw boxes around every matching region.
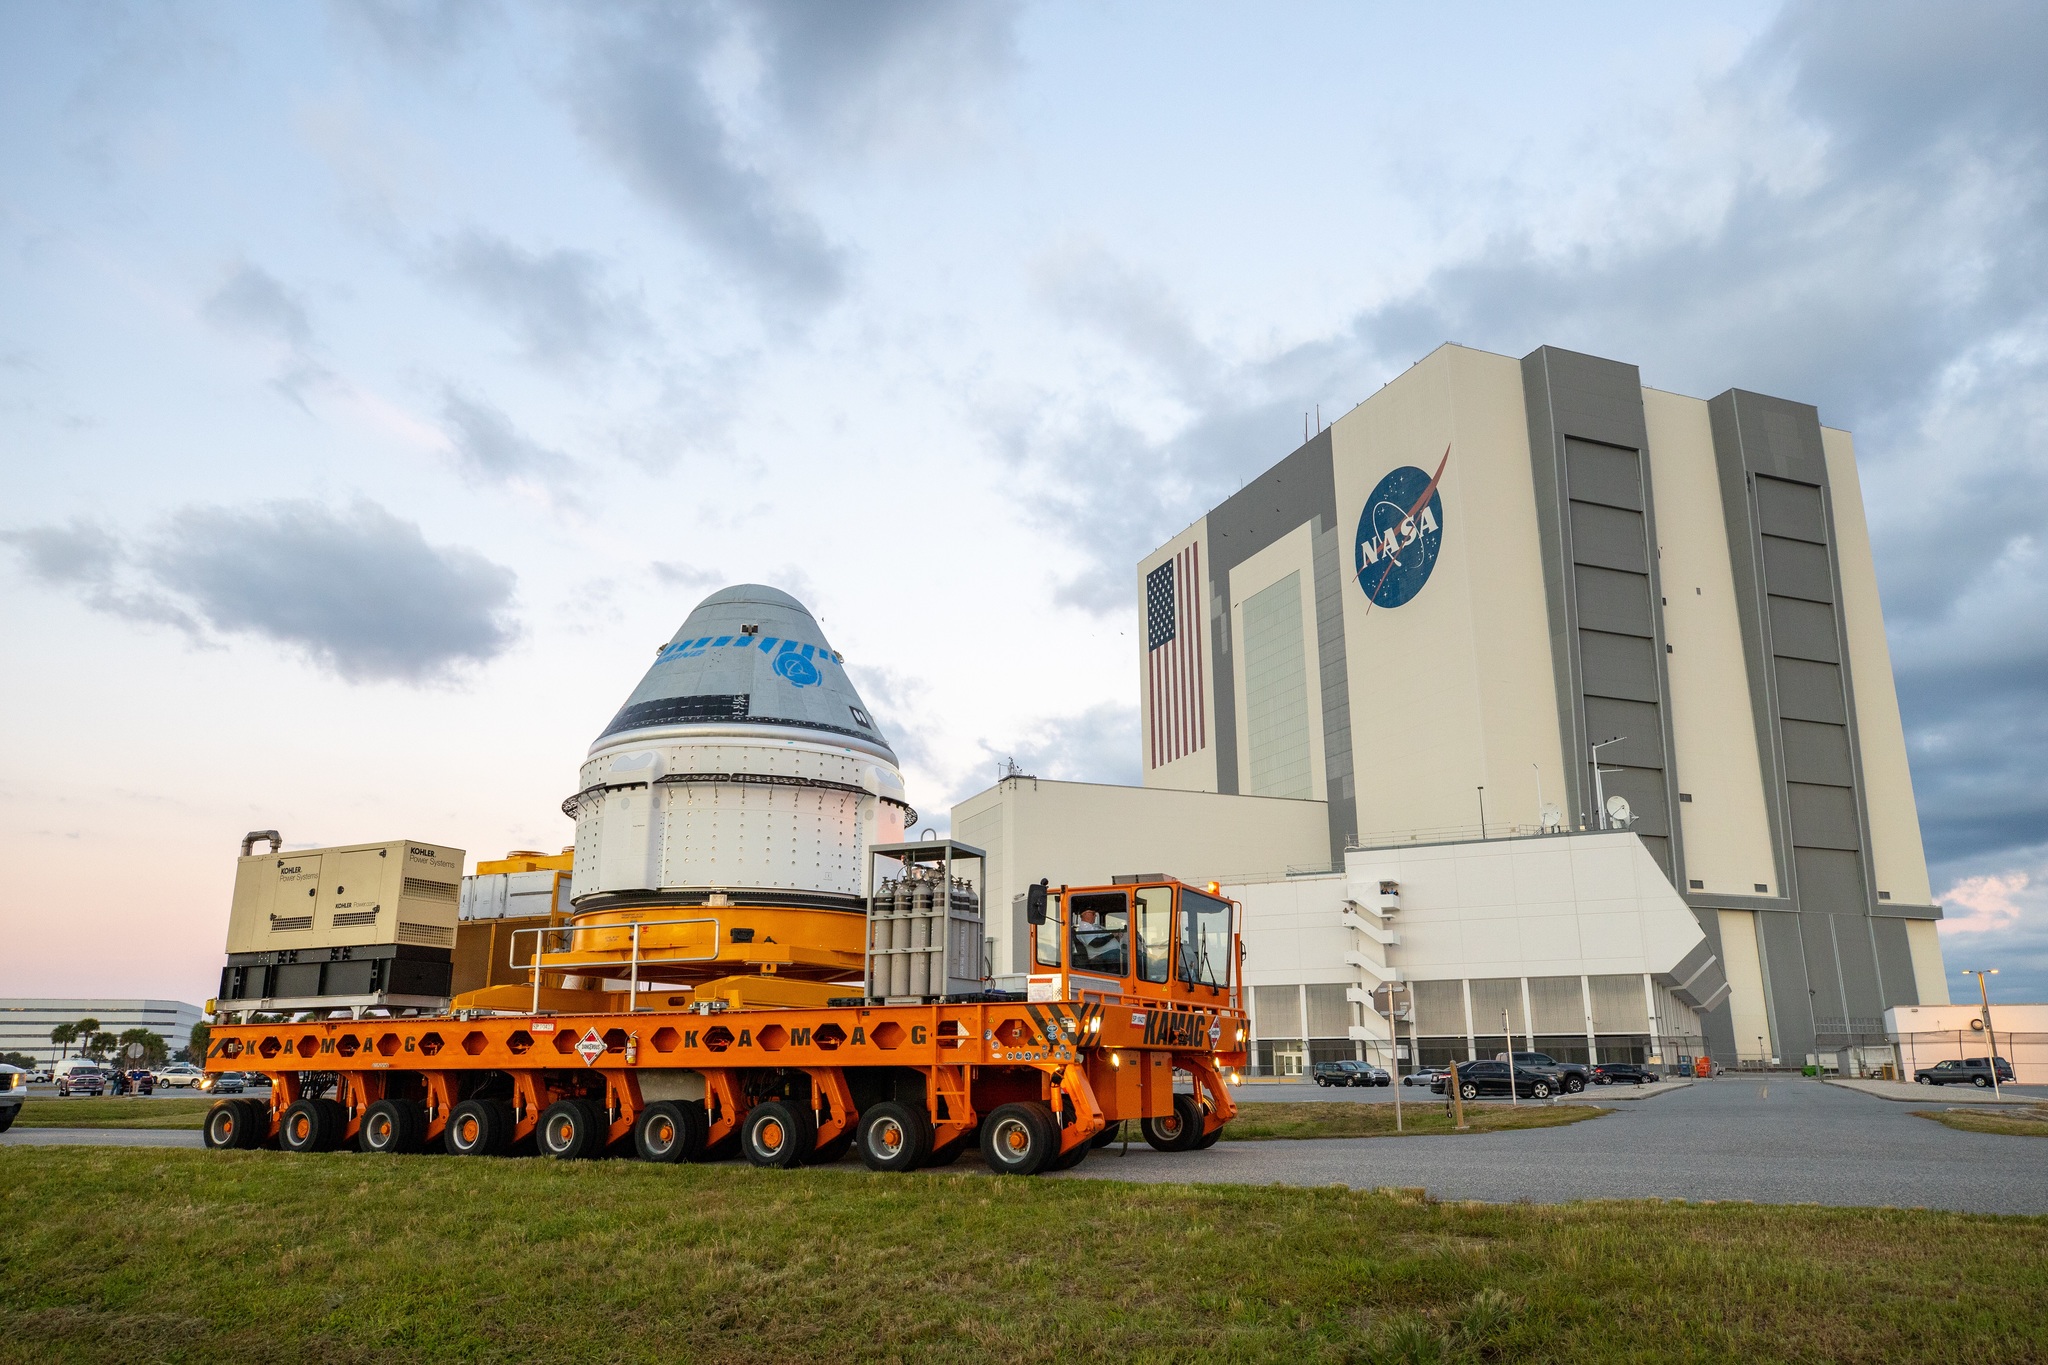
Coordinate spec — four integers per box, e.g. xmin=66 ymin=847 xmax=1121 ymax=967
xmin=570 ymin=584 xmax=910 ymax=908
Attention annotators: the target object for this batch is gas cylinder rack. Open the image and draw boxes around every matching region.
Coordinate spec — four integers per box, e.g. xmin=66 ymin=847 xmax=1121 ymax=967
xmin=862 ymin=839 xmax=987 ymax=1003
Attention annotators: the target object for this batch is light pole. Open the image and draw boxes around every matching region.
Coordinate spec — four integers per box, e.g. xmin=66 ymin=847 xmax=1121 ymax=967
xmin=1590 ymin=737 xmax=1627 ymax=829
xmin=1477 ymin=786 xmax=1487 ymax=840
xmin=1964 ymin=969 xmax=2001 ymax=1097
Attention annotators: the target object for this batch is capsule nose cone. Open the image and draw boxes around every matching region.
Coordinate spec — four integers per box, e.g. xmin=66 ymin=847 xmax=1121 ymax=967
xmin=591 ymin=584 xmax=897 ymax=762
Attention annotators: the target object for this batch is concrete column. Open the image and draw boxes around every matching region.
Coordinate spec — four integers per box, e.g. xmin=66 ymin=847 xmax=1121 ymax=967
xmin=1581 ymin=974 xmax=1598 ymax=1063
xmin=1246 ymin=985 xmax=1260 ymax=1075
xmin=1642 ymin=973 xmax=1661 ymax=1069
xmin=1298 ymin=982 xmax=1310 ymax=1073
xmin=1519 ymin=977 xmax=1536 ymax=1055
xmin=1461 ymin=978 xmax=1477 ymax=1061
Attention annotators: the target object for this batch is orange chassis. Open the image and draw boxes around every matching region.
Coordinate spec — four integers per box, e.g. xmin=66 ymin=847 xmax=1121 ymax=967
xmin=207 ymin=995 xmax=1247 ymax=1167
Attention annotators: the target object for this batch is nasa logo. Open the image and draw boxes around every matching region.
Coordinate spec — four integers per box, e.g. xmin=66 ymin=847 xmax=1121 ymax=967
xmin=1353 ymin=461 xmax=1446 ymax=608
xmin=774 ymin=651 xmax=821 ymax=688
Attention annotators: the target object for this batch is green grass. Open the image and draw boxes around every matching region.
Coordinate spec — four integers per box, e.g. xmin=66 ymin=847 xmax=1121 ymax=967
xmin=11 ymin=1098 xmax=215 ymax=1129
xmin=1913 ymin=1104 xmax=2048 ymax=1138
xmin=1218 ymin=1100 xmax=1607 ymax=1141
xmin=1 ymin=1149 xmax=2043 ymax=1363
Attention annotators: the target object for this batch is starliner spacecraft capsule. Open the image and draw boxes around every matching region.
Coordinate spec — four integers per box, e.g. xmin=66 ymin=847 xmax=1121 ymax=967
xmin=510 ymin=584 xmax=918 ymax=1009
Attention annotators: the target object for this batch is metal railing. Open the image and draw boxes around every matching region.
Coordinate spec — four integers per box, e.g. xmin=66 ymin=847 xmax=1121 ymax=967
xmin=510 ymin=916 xmax=721 ymax=1013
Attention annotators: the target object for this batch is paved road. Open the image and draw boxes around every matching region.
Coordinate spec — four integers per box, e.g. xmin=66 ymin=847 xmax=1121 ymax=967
xmin=1063 ymin=1076 xmax=2048 ymax=1214
xmin=8 ymin=1078 xmax=2044 ymax=1214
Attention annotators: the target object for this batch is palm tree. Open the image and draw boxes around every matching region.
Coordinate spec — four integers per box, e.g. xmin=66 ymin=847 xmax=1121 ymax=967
xmin=117 ymin=1028 xmax=166 ymax=1068
xmin=188 ymin=1020 xmax=211 ymax=1062
xmin=50 ymin=1022 xmax=76 ymax=1060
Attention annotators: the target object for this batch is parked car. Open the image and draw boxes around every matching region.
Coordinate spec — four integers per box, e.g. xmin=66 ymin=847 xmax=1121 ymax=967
xmin=1432 ymin=1060 xmax=1558 ymax=1100
xmin=155 ymin=1063 xmax=206 ymax=1088
xmin=57 ymin=1068 xmax=109 ymax=1097
xmin=1311 ymin=1060 xmax=1391 ymax=1088
xmin=1592 ymin=1063 xmax=1659 ymax=1086
xmin=1403 ymin=1067 xmax=1450 ymax=1088
xmin=200 ymin=1072 xmax=248 ymax=1094
xmin=1498 ymin=1051 xmax=1593 ymax=1094
xmin=27 ymin=1067 xmax=52 ymax=1084
xmin=123 ymin=1069 xmax=156 ymax=1095
xmin=0 ymin=1063 xmax=24 ymax=1131
xmin=1914 ymin=1057 xmax=2015 ymax=1088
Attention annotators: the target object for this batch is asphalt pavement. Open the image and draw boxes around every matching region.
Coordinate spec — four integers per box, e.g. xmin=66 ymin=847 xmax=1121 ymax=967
xmin=6 ymin=1076 xmax=2044 ymax=1214
xmin=1061 ymin=1075 xmax=2048 ymax=1214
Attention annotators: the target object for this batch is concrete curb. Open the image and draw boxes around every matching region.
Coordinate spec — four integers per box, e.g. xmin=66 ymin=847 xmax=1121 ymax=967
xmin=1560 ymin=1078 xmax=1693 ymax=1103
xmin=1820 ymin=1076 xmax=2036 ymax=1106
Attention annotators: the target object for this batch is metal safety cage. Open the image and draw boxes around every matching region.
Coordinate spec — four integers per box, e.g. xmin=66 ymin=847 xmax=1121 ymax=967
xmin=863 ymin=840 xmax=987 ymax=1004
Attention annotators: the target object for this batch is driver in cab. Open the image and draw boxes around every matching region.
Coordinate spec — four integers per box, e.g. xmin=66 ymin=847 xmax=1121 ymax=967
xmin=1068 ymin=894 xmax=1129 ymax=975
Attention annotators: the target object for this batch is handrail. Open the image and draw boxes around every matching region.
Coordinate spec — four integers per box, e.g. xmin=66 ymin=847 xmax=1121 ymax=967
xmin=512 ymin=915 xmax=722 ymax=1014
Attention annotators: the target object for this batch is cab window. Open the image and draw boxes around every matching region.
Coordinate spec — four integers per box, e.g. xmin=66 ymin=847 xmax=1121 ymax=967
xmin=1134 ymin=887 xmax=1172 ymax=983
xmin=1033 ymin=892 xmax=1064 ymax=968
xmin=1068 ymin=892 xmax=1130 ymax=976
xmin=1178 ymin=888 xmax=1231 ymax=988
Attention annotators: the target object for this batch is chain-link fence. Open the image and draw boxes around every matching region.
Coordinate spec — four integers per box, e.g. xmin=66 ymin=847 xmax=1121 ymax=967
xmin=1891 ymin=1029 xmax=2047 ymax=1086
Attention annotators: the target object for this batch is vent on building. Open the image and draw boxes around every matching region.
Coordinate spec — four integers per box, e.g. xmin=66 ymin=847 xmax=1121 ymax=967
xmin=1878 ymin=891 xmax=1891 ymax=900
xmin=1679 ymin=793 xmax=1693 ymax=803
xmin=1754 ymin=884 xmax=1769 ymax=893
xmin=403 ymin=878 xmax=459 ymax=901
xmin=397 ymin=922 xmax=453 ymax=946
xmin=1689 ymin=880 xmax=1703 ymax=889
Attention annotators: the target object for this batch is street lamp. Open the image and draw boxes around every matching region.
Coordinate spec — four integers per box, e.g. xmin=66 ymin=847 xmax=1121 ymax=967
xmin=1590 ymin=737 xmax=1627 ymax=829
xmin=1963 ymin=969 xmax=2001 ymax=1097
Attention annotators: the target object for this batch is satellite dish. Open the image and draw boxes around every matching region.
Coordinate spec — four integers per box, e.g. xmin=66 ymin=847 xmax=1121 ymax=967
xmin=1605 ymin=795 xmax=1635 ymax=828
xmin=1540 ymin=804 xmax=1564 ymax=833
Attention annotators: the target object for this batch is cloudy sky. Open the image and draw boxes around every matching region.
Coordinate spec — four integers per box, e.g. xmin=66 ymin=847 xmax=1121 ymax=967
xmin=3 ymin=1 xmax=2044 ymax=1007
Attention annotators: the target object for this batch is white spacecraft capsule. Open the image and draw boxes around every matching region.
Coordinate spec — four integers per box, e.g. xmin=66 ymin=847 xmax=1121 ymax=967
xmin=564 ymin=584 xmax=911 ymax=910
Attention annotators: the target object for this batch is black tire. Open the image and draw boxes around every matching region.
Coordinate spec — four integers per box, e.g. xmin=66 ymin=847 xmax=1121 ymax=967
xmin=1089 ymin=1122 xmax=1123 ymax=1149
xmin=0 ymin=1110 xmax=12 ymax=1133
xmin=445 ymin=1098 xmax=512 ymax=1157
xmin=358 ymin=1098 xmax=424 ymax=1155
xmin=1046 ymin=1137 xmax=1090 ymax=1171
xmin=741 ymin=1100 xmax=816 ymax=1169
xmin=979 ymin=1101 xmax=1057 ymax=1175
xmin=1531 ymin=1081 xmax=1553 ymax=1100
xmin=202 ymin=1099 xmax=244 ymax=1149
xmin=1459 ymin=1082 xmax=1480 ymax=1102
xmin=279 ymin=1099 xmax=335 ymax=1154
xmin=1916 ymin=1075 xmax=1932 ymax=1085
xmin=1564 ymin=1076 xmax=1585 ymax=1094
xmin=538 ymin=1099 xmax=606 ymax=1159
xmin=809 ymin=1127 xmax=858 ymax=1165
xmin=856 ymin=1100 xmax=932 ymax=1172
xmin=238 ymin=1099 xmax=272 ymax=1148
xmin=1141 ymin=1093 xmax=1204 ymax=1152
xmin=1192 ymin=1122 xmax=1224 ymax=1149
xmin=923 ymin=1129 xmax=975 ymax=1167
xmin=634 ymin=1100 xmax=706 ymax=1163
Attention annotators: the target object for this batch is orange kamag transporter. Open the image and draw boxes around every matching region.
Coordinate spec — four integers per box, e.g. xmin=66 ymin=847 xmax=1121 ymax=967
xmin=203 ymin=876 xmax=1248 ymax=1176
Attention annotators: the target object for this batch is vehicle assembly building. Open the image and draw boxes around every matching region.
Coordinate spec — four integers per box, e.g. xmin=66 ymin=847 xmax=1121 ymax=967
xmin=960 ymin=342 xmax=1946 ymax=1076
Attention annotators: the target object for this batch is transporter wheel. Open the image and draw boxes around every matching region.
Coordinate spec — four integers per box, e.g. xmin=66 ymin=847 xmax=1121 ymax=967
xmin=1046 ymin=1135 xmax=1091 ymax=1171
xmin=979 ymin=1102 xmax=1057 ymax=1176
xmin=1141 ymin=1094 xmax=1204 ymax=1152
xmin=202 ymin=1099 xmax=245 ymax=1150
xmin=741 ymin=1100 xmax=816 ymax=1169
xmin=857 ymin=1100 xmax=932 ymax=1173
xmin=359 ymin=1099 xmax=424 ymax=1155
xmin=445 ymin=1099 xmax=512 ymax=1157
xmin=538 ymin=1099 xmax=607 ymax=1160
xmin=280 ymin=1099 xmax=335 ymax=1154
xmin=807 ymin=1126 xmax=858 ymax=1165
xmin=634 ymin=1101 xmax=706 ymax=1163
xmin=923 ymin=1132 xmax=973 ymax=1167
xmin=1090 ymin=1121 xmax=1123 ymax=1149
xmin=1192 ymin=1122 xmax=1224 ymax=1149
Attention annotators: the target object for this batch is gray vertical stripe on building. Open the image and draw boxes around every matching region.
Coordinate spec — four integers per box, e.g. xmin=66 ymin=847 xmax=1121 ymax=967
xmin=1707 ymin=388 xmax=1904 ymax=1067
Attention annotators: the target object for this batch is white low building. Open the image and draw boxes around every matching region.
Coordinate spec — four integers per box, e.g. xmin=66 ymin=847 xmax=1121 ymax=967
xmin=1886 ymin=1002 xmax=2048 ymax=1085
xmin=0 ymin=998 xmax=207 ymax=1065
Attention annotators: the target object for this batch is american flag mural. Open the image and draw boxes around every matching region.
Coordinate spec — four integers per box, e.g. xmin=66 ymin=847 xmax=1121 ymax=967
xmin=1145 ymin=543 xmax=1206 ymax=768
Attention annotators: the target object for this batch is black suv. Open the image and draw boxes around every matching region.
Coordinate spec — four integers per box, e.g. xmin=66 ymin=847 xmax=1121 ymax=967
xmin=1913 ymin=1057 xmax=2015 ymax=1088
xmin=1499 ymin=1051 xmax=1592 ymax=1094
xmin=1312 ymin=1060 xmax=1391 ymax=1088
xmin=1432 ymin=1060 xmax=1557 ymax=1100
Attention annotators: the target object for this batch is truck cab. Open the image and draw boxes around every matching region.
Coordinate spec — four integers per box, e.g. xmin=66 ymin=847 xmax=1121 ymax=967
xmin=1026 ymin=879 xmax=1239 ymax=1012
